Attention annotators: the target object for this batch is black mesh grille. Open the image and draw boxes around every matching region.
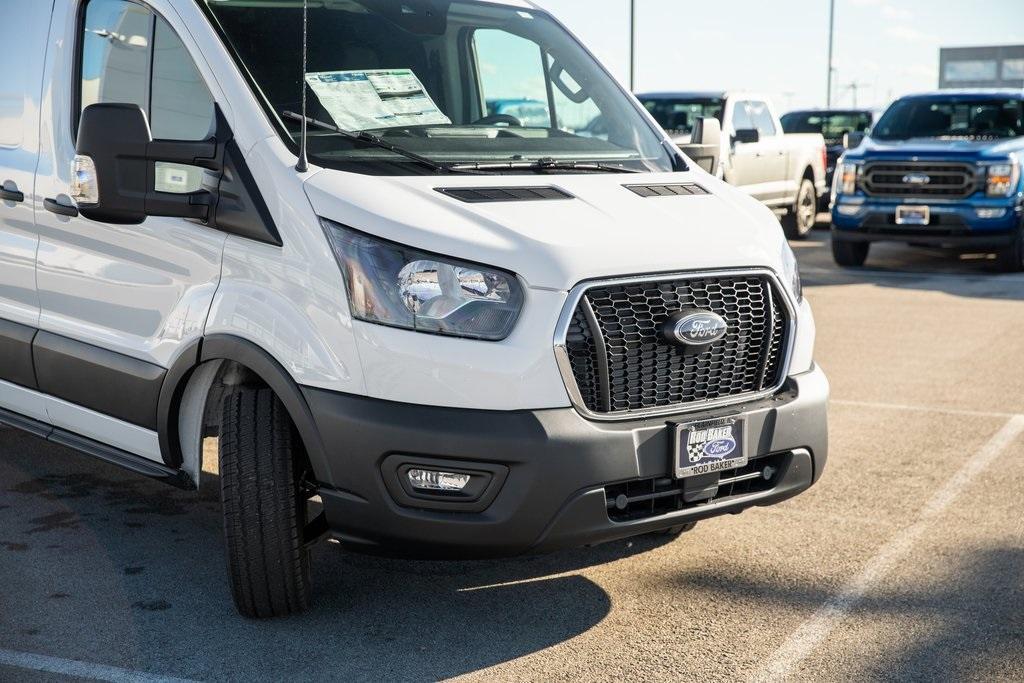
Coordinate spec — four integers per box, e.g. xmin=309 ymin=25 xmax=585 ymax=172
xmin=625 ymin=183 xmax=709 ymax=198
xmin=563 ymin=273 xmax=788 ymax=416
xmin=862 ymin=162 xmax=978 ymax=199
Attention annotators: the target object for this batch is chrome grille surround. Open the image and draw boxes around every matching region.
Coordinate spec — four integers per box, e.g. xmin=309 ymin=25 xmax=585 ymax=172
xmin=553 ymin=269 xmax=797 ymax=422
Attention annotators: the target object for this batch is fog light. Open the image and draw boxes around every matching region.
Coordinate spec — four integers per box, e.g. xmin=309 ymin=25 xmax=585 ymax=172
xmin=976 ymin=208 xmax=1008 ymax=219
xmin=70 ymin=155 xmax=99 ymax=205
xmin=407 ymin=468 xmax=472 ymax=492
xmin=836 ymin=203 xmax=861 ymax=216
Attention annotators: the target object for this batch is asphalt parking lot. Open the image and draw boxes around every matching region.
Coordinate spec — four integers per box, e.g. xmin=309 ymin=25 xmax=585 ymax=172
xmin=1 ymin=230 xmax=1023 ymax=682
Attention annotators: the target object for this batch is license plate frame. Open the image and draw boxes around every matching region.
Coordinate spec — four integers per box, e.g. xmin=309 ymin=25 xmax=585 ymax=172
xmin=895 ymin=205 xmax=930 ymax=226
xmin=671 ymin=417 xmax=748 ymax=479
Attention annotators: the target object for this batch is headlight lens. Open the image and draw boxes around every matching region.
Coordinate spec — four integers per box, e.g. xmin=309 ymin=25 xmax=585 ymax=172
xmin=322 ymin=218 xmax=524 ymax=341
xmin=837 ymin=162 xmax=860 ymax=195
xmin=781 ymin=241 xmax=803 ymax=303
xmin=986 ymin=161 xmax=1019 ymax=197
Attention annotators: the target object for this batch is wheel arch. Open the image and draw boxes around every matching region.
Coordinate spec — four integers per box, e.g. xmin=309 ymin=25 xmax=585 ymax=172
xmin=157 ymin=335 xmax=331 ymax=487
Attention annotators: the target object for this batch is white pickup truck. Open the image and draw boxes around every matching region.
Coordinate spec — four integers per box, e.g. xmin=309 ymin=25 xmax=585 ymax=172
xmin=638 ymin=91 xmax=828 ymax=238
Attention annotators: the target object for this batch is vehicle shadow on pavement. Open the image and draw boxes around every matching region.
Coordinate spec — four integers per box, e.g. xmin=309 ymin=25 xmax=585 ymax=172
xmin=793 ymin=232 xmax=1024 ymax=301
xmin=0 ymin=429 xmax=671 ymax=681
xmin=666 ymin=547 xmax=1024 ymax=680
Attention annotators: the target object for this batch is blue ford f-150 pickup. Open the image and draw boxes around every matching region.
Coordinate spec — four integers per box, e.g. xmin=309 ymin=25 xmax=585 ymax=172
xmin=831 ymin=90 xmax=1024 ymax=271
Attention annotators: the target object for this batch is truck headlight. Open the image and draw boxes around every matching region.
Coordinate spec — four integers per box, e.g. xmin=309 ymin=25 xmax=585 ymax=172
xmin=986 ymin=161 xmax=1019 ymax=197
xmin=322 ymin=218 xmax=524 ymax=341
xmin=837 ymin=162 xmax=860 ymax=195
xmin=781 ymin=241 xmax=803 ymax=303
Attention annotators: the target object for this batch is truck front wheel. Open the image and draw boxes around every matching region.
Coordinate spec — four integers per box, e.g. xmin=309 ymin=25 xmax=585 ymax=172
xmin=782 ymin=178 xmax=817 ymax=239
xmin=832 ymin=237 xmax=869 ymax=267
xmin=996 ymin=226 xmax=1024 ymax=273
xmin=220 ymin=386 xmax=313 ymax=618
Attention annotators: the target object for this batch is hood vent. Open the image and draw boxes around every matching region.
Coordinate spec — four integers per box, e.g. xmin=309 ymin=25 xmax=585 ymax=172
xmin=435 ymin=186 xmax=573 ymax=203
xmin=625 ymin=183 xmax=709 ymax=198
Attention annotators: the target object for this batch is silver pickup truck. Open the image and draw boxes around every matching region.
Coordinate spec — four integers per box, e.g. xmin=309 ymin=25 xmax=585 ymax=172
xmin=638 ymin=91 xmax=828 ymax=238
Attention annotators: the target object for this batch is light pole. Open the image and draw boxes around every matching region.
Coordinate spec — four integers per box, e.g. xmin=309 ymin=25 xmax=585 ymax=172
xmin=630 ymin=0 xmax=638 ymax=91
xmin=826 ymin=0 xmax=835 ymax=107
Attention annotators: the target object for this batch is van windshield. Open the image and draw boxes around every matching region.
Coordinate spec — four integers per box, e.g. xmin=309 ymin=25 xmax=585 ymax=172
xmin=202 ymin=0 xmax=675 ymax=175
xmin=872 ymin=97 xmax=1024 ymax=141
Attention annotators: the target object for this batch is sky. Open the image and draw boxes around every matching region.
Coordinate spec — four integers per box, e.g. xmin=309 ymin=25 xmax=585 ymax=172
xmin=534 ymin=0 xmax=1024 ymax=112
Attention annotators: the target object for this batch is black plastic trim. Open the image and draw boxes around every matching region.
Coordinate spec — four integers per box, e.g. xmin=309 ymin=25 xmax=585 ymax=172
xmin=33 ymin=331 xmax=166 ymax=430
xmin=0 ymin=318 xmax=37 ymax=389
xmin=624 ymin=183 xmax=709 ymax=198
xmin=212 ymin=139 xmax=282 ymax=246
xmin=435 ymin=186 xmax=574 ymax=203
xmin=0 ymin=405 xmax=192 ymax=489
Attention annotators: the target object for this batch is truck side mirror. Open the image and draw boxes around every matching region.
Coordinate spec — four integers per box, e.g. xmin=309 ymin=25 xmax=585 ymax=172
xmin=678 ymin=117 xmax=722 ymax=175
xmin=73 ymin=103 xmax=225 ymax=225
xmin=733 ymin=128 xmax=760 ymax=145
xmin=843 ymin=131 xmax=865 ymax=149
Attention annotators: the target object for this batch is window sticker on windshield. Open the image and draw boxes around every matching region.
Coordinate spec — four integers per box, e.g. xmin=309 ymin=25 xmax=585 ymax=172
xmin=304 ymin=69 xmax=451 ymax=132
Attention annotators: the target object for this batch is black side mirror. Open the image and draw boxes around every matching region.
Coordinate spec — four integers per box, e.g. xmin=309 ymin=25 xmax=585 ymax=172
xmin=843 ymin=131 xmax=865 ymax=149
xmin=74 ymin=103 xmax=226 ymax=225
xmin=733 ymin=128 xmax=760 ymax=145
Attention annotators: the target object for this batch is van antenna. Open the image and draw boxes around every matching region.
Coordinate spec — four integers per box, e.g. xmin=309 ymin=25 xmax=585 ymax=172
xmin=295 ymin=0 xmax=309 ymax=172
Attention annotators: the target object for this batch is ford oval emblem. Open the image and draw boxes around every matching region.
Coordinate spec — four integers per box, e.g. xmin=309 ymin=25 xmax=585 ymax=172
xmin=703 ymin=438 xmax=737 ymax=459
xmin=903 ymin=173 xmax=931 ymax=185
xmin=671 ymin=311 xmax=728 ymax=346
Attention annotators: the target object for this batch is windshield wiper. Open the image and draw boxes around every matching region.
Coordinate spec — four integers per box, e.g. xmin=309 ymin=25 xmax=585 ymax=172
xmin=282 ymin=111 xmax=492 ymax=174
xmin=448 ymin=158 xmax=646 ymax=174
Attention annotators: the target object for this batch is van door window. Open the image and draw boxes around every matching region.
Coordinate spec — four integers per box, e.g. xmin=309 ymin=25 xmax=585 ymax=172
xmin=79 ymin=0 xmax=214 ymax=193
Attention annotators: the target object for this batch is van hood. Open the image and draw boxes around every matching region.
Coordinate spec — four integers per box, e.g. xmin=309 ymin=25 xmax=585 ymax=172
xmin=303 ymin=170 xmax=787 ymax=291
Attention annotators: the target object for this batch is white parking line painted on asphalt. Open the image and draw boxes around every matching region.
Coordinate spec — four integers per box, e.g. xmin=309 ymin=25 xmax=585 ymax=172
xmin=831 ymin=398 xmax=1017 ymax=419
xmin=0 ymin=648 xmax=199 ymax=683
xmin=752 ymin=414 xmax=1024 ymax=683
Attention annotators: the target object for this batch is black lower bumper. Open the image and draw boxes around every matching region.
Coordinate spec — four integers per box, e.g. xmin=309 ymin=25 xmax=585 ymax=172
xmin=833 ymin=225 xmax=1017 ymax=249
xmin=303 ymin=366 xmax=829 ymax=559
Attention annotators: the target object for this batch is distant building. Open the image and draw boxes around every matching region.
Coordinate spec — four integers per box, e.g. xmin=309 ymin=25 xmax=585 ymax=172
xmin=939 ymin=45 xmax=1024 ymax=89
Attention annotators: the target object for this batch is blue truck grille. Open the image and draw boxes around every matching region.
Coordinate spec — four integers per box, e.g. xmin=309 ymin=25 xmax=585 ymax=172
xmin=862 ymin=161 xmax=978 ymax=199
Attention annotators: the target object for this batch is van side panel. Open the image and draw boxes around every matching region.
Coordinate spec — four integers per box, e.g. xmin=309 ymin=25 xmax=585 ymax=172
xmin=0 ymin=0 xmax=54 ymax=329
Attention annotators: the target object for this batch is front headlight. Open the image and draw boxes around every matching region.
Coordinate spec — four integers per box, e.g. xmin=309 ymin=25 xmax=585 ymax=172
xmin=986 ymin=160 xmax=1019 ymax=197
xmin=837 ymin=161 xmax=860 ymax=195
xmin=781 ymin=241 xmax=803 ymax=303
xmin=322 ymin=218 xmax=524 ymax=341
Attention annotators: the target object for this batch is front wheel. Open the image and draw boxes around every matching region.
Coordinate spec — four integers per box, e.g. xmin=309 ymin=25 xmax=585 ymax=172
xmin=782 ymin=178 xmax=817 ymax=239
xmin=832 ymin=237 xmax=870 ymax=267
xmin=995 ymin=227 xmax=1024 ymax=273
xmin=220 ymin=386 xmax=313 ymax=618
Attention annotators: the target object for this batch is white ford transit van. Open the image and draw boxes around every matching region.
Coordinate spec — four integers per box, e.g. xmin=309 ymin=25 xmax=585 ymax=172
xmin=1 ymin=0 xmax=828 ymax=618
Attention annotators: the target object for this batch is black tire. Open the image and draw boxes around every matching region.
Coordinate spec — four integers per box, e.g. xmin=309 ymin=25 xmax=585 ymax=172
xmin=995 ymin=227 xmax=1024 ymax=273
xmin=782 ymin=177 xmax=817 ymax=240
xmin=220 ymin=386 xmax=311 ymax=618
xmin=658 ymin=521 xmax=698 ymax=538
xmin=832 ymin=237 xmax=870 ymax=267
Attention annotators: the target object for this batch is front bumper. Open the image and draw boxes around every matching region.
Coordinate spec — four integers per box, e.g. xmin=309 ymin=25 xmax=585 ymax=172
xmin=832 ymin=196 xmax=1022 ymax=247
xmin=304 ymin=365 xmax=829 ymax=558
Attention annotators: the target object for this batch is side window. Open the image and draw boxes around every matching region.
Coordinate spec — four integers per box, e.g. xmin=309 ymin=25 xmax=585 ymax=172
xmin=747 ymin=101 xmax=777 ymax=137
xmin=79 ymin=0 xmax=214 ymax=193
xmin=732 ymin=101 xmax=753 ymax=131
xmin=473 ymin=29 xmax=551 ymax=127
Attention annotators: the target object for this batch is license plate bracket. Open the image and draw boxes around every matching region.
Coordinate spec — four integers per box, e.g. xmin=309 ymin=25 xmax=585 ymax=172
xmin=671 ymin=417 xmax=747 ymax=479
xmin=895 ymin=205 xmax=930 ymax=226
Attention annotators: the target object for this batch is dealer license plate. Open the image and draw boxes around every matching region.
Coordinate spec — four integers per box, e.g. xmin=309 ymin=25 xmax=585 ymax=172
xmin=672 ymin=418 xmax=747 ymax=479
xmin=895 ymin=205 xmax=930 ymax=225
